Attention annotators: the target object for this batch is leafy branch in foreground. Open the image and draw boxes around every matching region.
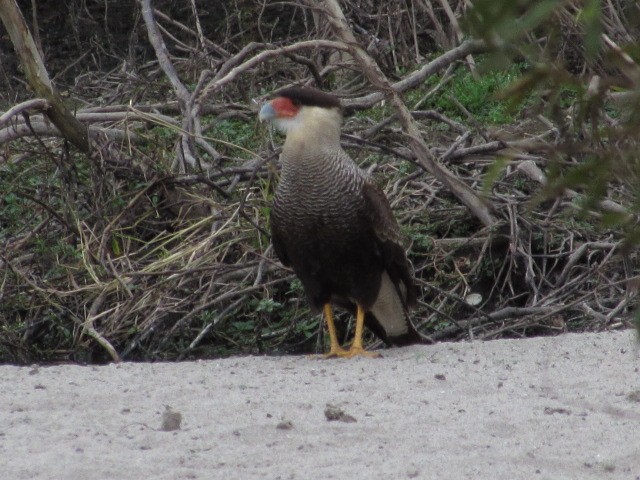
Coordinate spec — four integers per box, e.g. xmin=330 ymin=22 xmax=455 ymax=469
xmin=464 ymin=0 xmax=640 ymax=247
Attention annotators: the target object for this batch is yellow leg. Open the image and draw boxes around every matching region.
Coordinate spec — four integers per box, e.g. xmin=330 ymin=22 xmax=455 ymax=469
xmin=323 ymin=304 xmax=348 ymax=357
xmin=322 ymin=303 xmax=380 ymax=359
xmin=344 ymin=304 xmax=380 ymax=358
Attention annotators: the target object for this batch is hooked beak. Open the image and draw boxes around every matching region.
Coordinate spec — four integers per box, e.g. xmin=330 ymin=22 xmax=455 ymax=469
xmin=258 ymin=102 xmax=276 ymax=122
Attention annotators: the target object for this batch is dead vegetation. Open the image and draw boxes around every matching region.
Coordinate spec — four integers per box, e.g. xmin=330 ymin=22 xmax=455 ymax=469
xmin=0 ymin=0 xmax=638 ymax=363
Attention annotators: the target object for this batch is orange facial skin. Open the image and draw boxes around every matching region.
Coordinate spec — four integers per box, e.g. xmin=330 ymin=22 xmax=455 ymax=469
xmin=269 ymin=97 xmax=300 ymax=118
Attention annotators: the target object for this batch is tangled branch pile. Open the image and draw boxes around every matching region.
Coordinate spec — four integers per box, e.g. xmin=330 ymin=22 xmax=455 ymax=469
xmin=0 ymin=0 xmax=637 ymax=363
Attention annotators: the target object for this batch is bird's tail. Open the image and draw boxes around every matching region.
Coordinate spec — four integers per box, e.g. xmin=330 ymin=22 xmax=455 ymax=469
xmin=366 ymin=271 xmax=426 ymax=346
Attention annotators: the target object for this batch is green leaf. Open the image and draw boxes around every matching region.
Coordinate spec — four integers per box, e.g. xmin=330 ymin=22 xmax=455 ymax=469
xmin=580 ymin=0 xmax=603 ymax=60
xmin=600 ymin=210 xmax=630 ymax=229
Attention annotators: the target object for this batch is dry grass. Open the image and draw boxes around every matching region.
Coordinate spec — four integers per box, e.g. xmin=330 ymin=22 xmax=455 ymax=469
xmin=0 ymin=0 xmax=637 ymax=363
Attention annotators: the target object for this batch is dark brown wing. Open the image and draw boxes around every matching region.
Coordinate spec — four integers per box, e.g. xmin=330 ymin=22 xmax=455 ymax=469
xmin=270 ymin=212 xmax=291 ymax=267
xmin=362 ymin=181 xmax=417 ymax=308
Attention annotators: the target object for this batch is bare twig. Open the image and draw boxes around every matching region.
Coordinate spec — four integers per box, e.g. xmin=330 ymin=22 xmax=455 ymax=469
xmin=0 ymin=0 xmax=89 ymax=151
xmin=0 ymin=99 xmax=49 ymax=127
xmin=342 ymin=39 xmax=486 ymax=110
xmin=196 ymin=39 xmax=350 ymax=107
xmin=315 ymin=0 xmax=497 ymax=228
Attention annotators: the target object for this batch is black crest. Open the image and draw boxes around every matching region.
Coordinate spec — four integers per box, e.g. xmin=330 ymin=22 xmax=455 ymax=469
xmin=274 ymin=86 xmax=341 ymax=109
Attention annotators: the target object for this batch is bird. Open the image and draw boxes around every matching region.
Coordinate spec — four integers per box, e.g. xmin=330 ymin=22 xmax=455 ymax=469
xmin=259 ymin=86 xmax=423 ymax=358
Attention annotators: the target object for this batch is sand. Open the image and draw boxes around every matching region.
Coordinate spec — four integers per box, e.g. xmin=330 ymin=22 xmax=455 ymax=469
xmin=1 ymin=330 xmax=639 ymax=479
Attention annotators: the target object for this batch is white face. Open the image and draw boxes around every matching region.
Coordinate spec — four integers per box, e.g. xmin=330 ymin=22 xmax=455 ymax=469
xmin=272 ymin=115 xmax=303 ymax=134
xmin=259 ymin=100 xmax=341 ymax=142
xmin=259 ymin=99 xmax=303 ymax=134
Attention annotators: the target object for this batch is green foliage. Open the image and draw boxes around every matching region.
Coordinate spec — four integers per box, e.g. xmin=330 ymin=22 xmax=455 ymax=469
xmin=404 ymin=61 xmax=530 ymax=125
xmin=438 ymin=64 xmax=527 ymax=124
xmin=463 ymin=0 xmax=640 ymax=248
xmin=287 ymin=278 xmax=305 ymax=296
xmin=464 ymin=0 xmax=562 ymax=45
xmin=580 ymin=0 xmax=603 ymax=60
xmin=255 ymin=298 xmax=283 ymax=314
xmin=404 ymin=223 xmax=434 ymax=252
xmin=397 ymin=161 xmax=415 ymax=176
xmin=207 ymin=118 xmax=261 ymax=158
xmin=354 ymin=103 xmax=391 ymax=123
xmin=3 ymin=0 xmax=638 ymax=363
xmin=359 ymin=50 xmax=534 ymax=129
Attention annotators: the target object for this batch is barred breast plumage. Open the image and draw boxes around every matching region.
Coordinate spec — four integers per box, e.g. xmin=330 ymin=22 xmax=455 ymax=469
xmin=260 ymin=86 xmax=423 ymax=357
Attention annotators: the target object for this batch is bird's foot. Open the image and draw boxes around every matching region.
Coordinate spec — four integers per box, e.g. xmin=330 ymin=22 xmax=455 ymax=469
xmin=322 ymin=345 xmax=349 ymax=359
xmin=323 ymin=345 xmax=381 ymax=359
xmin=345 ymin=346 xmax=381 ymax=358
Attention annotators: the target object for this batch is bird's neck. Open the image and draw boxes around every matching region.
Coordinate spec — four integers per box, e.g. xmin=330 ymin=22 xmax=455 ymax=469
xmin=281 ymin=106 xmax=342 ymax=161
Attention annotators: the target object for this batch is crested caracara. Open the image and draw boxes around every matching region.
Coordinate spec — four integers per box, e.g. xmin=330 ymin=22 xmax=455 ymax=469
xmin=259 ymin=86 xmax=423 ymax=358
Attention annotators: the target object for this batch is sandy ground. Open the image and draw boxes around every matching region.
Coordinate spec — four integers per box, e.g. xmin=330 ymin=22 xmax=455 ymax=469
xmin=1 ymin=330 xmax=639 ymax=480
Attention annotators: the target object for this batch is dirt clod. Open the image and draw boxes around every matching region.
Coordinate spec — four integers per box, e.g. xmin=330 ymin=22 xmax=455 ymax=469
xmin=324 ymin=404 xmax=357 ymax=423
xmin=160 ymin=406 xmax=182 ymax=431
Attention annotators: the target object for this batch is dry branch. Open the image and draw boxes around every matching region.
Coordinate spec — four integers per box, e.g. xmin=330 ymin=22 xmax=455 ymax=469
xmin=196 ymin=40 xmax=350 ymax=108
xmin=0 ymin=121 xmax=137 ymax=144
xmin=140 ymin=0 xmax=190 ymax=105
xmin=140 ymin=0 xmax=220 ymax=171
xmin=315 ymin=0 xmax=497 ymax=228
xmin=1 ymin=0 xmax=637 ymax=362
xmin=343 ymin=39 xmax=486 ymax=111
xmin=0 ymin=0 xmax=89 ymax=151
xmin=0 ymin=98 xmax=48 ymax=127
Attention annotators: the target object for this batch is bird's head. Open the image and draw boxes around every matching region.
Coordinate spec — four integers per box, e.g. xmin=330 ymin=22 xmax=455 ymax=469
xmin=259 ymin=87 xmax=342 ymax=136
